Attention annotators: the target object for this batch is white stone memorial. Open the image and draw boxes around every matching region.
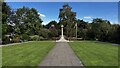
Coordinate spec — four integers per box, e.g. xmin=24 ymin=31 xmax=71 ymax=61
xmin=56 ymin=25 xmax=69 ymax=42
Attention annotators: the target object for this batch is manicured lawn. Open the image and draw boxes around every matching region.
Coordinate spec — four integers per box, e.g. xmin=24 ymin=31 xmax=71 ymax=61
xmin=2 ymin=41 xmax=55 ymax=66
xmin=69 ymin=41 xmax=118 ymax=66
xmin=0 ymin=47 xmax=2 ymax=68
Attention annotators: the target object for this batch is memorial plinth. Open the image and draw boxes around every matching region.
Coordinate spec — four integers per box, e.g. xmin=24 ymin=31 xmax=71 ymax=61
xmin=56 ymin=25 xmax=69 ymax=42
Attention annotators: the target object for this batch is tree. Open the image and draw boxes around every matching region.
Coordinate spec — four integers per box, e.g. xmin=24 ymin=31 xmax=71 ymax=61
xmin=77 ymin=19 xmax=87 ymax=29
xmin=77 ymin=19 xmax=88 ymax=39
xmin=44 ymin=20 xmax=59 ymax=38
xmin=15 ymin=7 xmax=42 ymax=35
xmin=2 ymin=2 xmax=120 ymax=44
xmin=2 ymin=2 xmax=13 ymax=44
xmin=91 ymin=18 xmax=111 ymax=41
xmin=49 ymin=25 xmax=59 ymax=38
xmin=12 ymin=7 xmax=43 ymax=41
xmin=108 ymin=24 xmax=120 ymax=43
xmin=39 ymin=28 xmax=50 ymax=39
xmin=58 ymin=4 xmax=76 ymax=37
xmin=115 ymin=25 xmax=120 ymax=43
xmin=2 ymin=3 xmax=43 ymax=43
xmin=0 ymin=2 xmax=2 ymax=39
xmin=45 ymin=20 xmax=58 ymax=29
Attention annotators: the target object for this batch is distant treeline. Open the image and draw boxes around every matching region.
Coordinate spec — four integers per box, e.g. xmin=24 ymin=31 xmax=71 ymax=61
xmin=2 ymin=2 xmax=120 ymax=44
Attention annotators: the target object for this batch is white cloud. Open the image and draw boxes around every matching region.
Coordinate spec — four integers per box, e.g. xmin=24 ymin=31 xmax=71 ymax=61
xmin=110 ymin=21 xmax=119 ymax=24
xmin=83 ymin=16 xmax=92 ymax=19
xmin=38 ymin=13 xmax=46 ymax=17
xmin=110 ymin=21 xmax=114 ymax=24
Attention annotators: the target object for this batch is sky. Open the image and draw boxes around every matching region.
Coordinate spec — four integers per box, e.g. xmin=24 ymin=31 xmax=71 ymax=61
xmin=6 ymin=2 xmax=118 ymax=25
xmin=4 ymin=0 xmax=120 ymax=2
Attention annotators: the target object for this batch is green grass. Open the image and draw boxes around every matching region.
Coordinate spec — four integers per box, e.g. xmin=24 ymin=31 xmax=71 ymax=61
xmin=0 ymin=46 xmax=2 ymax=68
xmin=69 ymin=41 xmax=118 ymax=66
xmin=2 ymin=41 xmax=55 ymax=66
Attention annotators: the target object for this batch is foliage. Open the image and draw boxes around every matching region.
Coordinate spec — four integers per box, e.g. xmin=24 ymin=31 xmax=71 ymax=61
xmin=49 ymin=27 xmax=59 ymax=38
xmin=2 ymin=2 xmax=12 ymax=44
xmin=44 ymin=21 xmax=59 ymax=39
xmin=2 ymin=2 xmax=120 ymax=44
xmin=14 ymin=6 xmax=42 ymax=35
xmin=58 ymin=4 xmax=76 ymax=37
xmin=2 ymin=2 xmax=43 ymax=44
xmin=45 ymin=21 xmax=58 ymax=29
xmin=2 ymin=36 xmax=10 ymax=44
xmin=21 ymin=34 xmax=30 ymax=42
xmin=86 ymin=29 xmax=96 ymax=40
xmin=76 ymin=18 xmax=120 ymax=43
xmin=30 ymin=35 xmax=43 ymax=41
xmin=13 ymin=36 xmax=21 ymax=43
xmin=39 ymin=28 xmax=50 ymax=39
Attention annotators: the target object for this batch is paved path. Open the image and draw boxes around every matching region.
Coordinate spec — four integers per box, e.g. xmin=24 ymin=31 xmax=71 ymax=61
xmin=39 ymin=42 xmax=83 ymax=66
xmin=0 ymin=41 xmax=55 ymax=47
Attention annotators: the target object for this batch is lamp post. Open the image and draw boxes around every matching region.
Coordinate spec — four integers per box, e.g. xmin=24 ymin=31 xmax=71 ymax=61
xmin=75 ymin=23 xmax=77 ymax=39
xmin=61 ymin=25 xmax=64 ymax=38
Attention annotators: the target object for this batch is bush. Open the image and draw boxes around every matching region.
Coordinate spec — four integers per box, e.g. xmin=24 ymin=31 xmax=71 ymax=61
xmin=2 ymin=36 xmax=10 ymax=44
xmin=21 ymin=34 xmax=30 ymax=42
xmin=13 ymin=37 xmax=21 ymax=43
xmin=39 ymin=36 xmax=44 ymax=40
xmin=30 ymin=35 xmax=45 ymax=41
xmin=30 ymin=35 xmax=40 ymax=41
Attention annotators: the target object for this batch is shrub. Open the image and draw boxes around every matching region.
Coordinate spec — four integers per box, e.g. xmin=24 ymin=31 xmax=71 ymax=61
xmin=39 ymin=36 xmax=44 ymax=40
xmin=13 ymin=37 xmax=21 ymax=43
xmin=30 ymin=35 xmax=40 ymax=41
xmin=2 ymin=35 xmax=10 ymax=44
xmin=21 ymin=34 xmax=30 ymax=42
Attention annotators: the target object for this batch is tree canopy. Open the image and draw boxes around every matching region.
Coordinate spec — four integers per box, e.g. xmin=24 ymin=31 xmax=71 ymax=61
xmin=58 ymin=4 xmax=77 ymax=37
xmin=2 ymin=3 xmax=120 ymax=44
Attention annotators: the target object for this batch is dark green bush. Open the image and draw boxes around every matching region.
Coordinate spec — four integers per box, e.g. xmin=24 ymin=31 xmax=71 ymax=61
xmin=21 ymin=34 xmax=30 ymax=42
xmin=2 ymin=36 xmax=10 ymax=44
xmin=30 ymin=35 xmax=40 ymax=41
xmin=39 ymin=36 xmax=44 ymax=40
xmin=13 ymin=37 xmax=20 ymax=43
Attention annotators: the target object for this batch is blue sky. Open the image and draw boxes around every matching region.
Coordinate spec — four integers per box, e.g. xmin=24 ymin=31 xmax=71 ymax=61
xmin=4 ymin=0 xmax=120 ymax=2
xmin=6 ymin=2 xmax=118 ymax=25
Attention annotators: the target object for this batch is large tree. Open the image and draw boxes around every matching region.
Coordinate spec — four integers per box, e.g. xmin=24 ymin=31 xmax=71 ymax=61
xmin=12 ymin=7 xmax=43 ymax=42
xmin=58 ymin=4 xmax=76 ymax=37
xmin=2 ymin=3 xmax=43 ymax=43
xmin=77 ymin=19 xmax=88 ymax=39
xmin=0 ymin=2 xmax=2 ymax=39
xmin=2 ymin=2 xmax=14 ymax=44
xmin=90 ymin=18 xmax=111 ymax=41
xmin=45 ymin=21 xmax=59 ymax=38
xmin=108 ymin=24 xmax=120 ymax=43
xmin=45 ymin=20 xmax=58 ymax=29
xmin=15 ymin=7 xmax=43 ymax=35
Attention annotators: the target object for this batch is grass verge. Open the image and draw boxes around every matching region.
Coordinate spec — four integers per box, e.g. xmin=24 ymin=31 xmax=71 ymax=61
xmin=69 ymin=41 xmax=118 ymax=66
xmin=2 ymin=41 xmax=55 ymax=67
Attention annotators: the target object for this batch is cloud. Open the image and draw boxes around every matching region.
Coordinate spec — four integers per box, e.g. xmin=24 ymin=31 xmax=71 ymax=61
xmin=38 ymin=13 xmax=46 ymax=17
xmin=83 ymin=16 xmax=92 ymax=19
xmin=110 ymin=21 xmax=119 ymax=24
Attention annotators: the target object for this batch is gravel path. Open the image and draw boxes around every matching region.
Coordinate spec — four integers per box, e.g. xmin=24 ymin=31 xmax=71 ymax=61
xmin=39 ymin=42 xmax=83 ymax=66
